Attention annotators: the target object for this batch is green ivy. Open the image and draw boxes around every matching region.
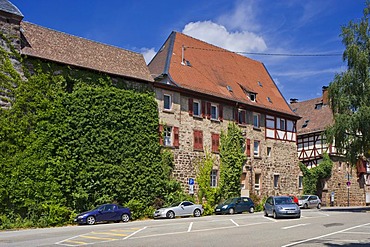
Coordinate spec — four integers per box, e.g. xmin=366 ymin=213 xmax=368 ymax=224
xmin=299 ymin=153 xmax=333 ymax=195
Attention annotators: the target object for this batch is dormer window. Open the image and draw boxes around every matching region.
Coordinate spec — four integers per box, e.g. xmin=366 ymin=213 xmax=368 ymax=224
xmin=267 ymin=97 xmax=272 ymax=103
xmin=250 ymin=93 xmax=256 ymax=102
xmin=258 ymin=81 xmax=263 ymax=87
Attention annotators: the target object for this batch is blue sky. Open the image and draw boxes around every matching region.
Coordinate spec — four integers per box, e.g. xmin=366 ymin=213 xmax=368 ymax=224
xmin=12 ymin=0 xmax=366 ymax=102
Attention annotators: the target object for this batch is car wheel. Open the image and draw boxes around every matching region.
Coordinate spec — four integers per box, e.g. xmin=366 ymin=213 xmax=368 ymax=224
xmin=86 ymin=216 xmax=96 ymax=225
xmin=121 ymin=213 xmax=130 ymax=223
xmin=264 ymin=209 xmax=268 ymax=217
xmin=249 ymin=206 xmax=255 ymax=213
xmin=193 ymin=209 xmax=201 ymax=217
xmin=166 ymin=210 xmax=175 ymax=219
xmin=273 ymin=211 xmax=278 ymax=219
xmin=304 ymin=203 xmax=308 ymax=209
xmin=317 ymin=203 xmax=321 ymax=209
xmin=228 ymin=208 xmax=235 ymax=214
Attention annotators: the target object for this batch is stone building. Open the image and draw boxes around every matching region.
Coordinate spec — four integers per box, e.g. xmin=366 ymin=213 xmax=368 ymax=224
xmin=291 ymin=86 xmax=370 ymax=206
xmin=148 ymin=31 xmax=302 ymax=197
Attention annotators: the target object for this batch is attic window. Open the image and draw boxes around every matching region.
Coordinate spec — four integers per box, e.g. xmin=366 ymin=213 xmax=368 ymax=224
xmin=250 ymin=93 xmax=256 ymax=102
xmin=267 ymin=97 xmax=272 ymax=103
xmin=302 ymin=120 xmax=310 ymax=128
xmin=185 ymin=60 xmax=192 ymax=67
xmin=258 ymin=81 xmax=263 ymax=87
xmin=226 ymin=85 xmax=233 ymax=92
xmin=315 ymin=103 xmax=322 ymax=110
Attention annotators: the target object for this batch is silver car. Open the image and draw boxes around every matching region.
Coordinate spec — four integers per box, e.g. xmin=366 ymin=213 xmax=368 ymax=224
xmin=264 ymin=196 xmax=301 ymax=219
xmin=298 ymin=195 xmax=321 ymax=209
xmin=153 ymin=201 xmax=204 ymax=219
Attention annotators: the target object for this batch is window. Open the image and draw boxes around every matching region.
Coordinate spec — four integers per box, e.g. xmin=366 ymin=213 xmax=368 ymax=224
xmin=193 ymin=130 xmax=203 ymax=150
xmin=163 ymin=94 xmax=171 ymax=110
xmin=250 ymin=93 xmax=256 ymax=102
xmin=211 ymin=133 xmax=220 ymax=153
xmin=279 ymin=118 xmax=286 ymax=130
xmin=211 ymin=170 xmax=217 ymax=187
xmin=238 ymin=109 xmax=246 ymax=124
xmin=253 ymin=113 xmax=260 ymax=128
xmin=164 ymin=126 xmax=172 ymax=146
xmin=299 ymin=176 xmax=303 ymax=189
xmin=211 ymin=104 xmax=218 ymax=120
xmin=193 ymin=100 xmax=201 ymax=116
xmin=274 ymin=174 xmax=279 ymax=188
xmin=266 ymin=115 xmax=275 ymax=128
xmin=267 ymin=147 xmax=272 ymax=157
xmin=254 ymin=140 xmax=260 ymax=157
xmin=255 ymin=173 xmax=261 ymax=191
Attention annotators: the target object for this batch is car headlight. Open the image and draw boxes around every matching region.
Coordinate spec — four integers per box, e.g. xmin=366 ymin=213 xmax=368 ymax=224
xmin=277 ymin=206 xmax=283 ymax=210
xmin=222 ymin=205 xmax=228 ymax=209
xmin=77 ymin=216 xmax=84 ymax=219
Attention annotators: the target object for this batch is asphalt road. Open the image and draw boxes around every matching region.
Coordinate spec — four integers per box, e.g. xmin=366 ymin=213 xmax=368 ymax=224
xmin=1 ymin=209 xmax=370 ymax=247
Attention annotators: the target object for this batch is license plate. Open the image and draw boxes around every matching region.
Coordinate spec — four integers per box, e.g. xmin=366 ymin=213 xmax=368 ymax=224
xmin=287 ymin=211 xmax=295 ymax=214
xmin=216 ymin=209 xmax=220 ymax=211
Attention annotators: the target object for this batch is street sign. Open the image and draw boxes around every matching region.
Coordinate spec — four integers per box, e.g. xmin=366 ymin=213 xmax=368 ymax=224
xmin=189 ymin=185 xmax=194 ymax=194
xmin=346 ymin=181 xmax=351 ymax=188
xmin=188 ymin=178 xmax=194 ymax=185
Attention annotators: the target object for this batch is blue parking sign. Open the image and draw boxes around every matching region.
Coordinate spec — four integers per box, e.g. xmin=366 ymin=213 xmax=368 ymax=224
xmin=189 ymin=178 xmax=194 ymax=185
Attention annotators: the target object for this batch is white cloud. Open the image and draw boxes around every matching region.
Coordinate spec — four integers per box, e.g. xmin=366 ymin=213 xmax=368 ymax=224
xmin=140 ymin=47 xmax=156 ymax=64
xmin=182 ymin=21 xmax=267 ymax=52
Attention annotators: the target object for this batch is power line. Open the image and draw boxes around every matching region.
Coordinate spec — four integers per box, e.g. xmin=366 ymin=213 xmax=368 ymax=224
xmin=185 ymin=46 xmax=342 ymax=57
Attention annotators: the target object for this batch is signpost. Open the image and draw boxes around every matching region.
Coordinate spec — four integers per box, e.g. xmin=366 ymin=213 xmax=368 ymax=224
xmin=188 ymin=178 xmax=194 ymax=195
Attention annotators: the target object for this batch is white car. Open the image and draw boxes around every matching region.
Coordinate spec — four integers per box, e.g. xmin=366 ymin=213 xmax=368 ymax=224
xmin=153 ymin=201 xmax=204 ymax=219
xmin=298 ymin=195 xmax=321 ymax=209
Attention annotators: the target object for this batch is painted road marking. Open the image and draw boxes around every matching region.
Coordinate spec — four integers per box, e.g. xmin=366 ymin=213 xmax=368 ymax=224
xmin=64 ymin=239 xmax=88 ymax=245
xmin=80 ymin=235 xmax=118 ymax=240
xmin=91 ymin=231 xmax=128 ymax=236
xmin=230 ymin=219 xmax=239 ymax=226
xmin=282 ymin=223 xmax=309 ymax=230
xmin=187 ymin=222 xmax=193 ymax=232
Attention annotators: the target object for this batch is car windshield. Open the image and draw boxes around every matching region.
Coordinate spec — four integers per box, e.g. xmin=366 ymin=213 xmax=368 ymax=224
xmin=170 ymin=202 xmax=181 ymax=207
xmin=298 ymin=196 xmax=309 ymax=200
xmin=223 ymin=198 xmax=236 ymax=204
xmin=275 ymin=197 xmax=293 ymax=205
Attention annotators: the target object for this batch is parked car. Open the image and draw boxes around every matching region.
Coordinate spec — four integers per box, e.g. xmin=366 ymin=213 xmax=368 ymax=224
xmin=74 ymin=204 xmax=131 ymax=225
xmin=298 ymin=195 xmax=321 ymax=209
xmin=153 ymin=201 xmax=204 ymax=219
xmin=214 ymin=197 xmax=255 ymax=214
xmin=264 ymin=196 xmax=301 ymax=219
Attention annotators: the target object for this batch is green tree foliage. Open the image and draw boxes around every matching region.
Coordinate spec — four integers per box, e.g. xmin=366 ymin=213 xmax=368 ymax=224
xmin=326 ymin=2 xmax=370 ymax=164
xmin=0 ymin=45 xmax=180 ymax=227
xmin=195 ymin=151 xmax=218 ymax=215
xmin=299 ymin=153 xmax=333 ymax=195
xmin=218 ymin=122 xmax=246 ymax=200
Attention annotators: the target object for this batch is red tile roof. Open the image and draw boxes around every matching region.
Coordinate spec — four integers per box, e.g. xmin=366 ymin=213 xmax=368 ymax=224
xmin=149 ymin=32 xmax=298 ymax=118
xmin=291 ymin=97 xmax=334 ymax=135
xmin=21 ymin=22 xmax=153 ymax=82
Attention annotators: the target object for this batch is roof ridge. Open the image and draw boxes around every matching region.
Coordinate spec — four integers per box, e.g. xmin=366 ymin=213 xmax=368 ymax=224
xmin=175 ymin=31 xmax=262 ymax=65
xmin=21 ymin=21 xmax=142 ymax=57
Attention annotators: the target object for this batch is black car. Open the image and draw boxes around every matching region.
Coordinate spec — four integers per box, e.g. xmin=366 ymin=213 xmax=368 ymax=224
xmin=74 ymin=204 xmax=131 ymax=225
xmin=215 ymin=197 xmax=255 ymax=214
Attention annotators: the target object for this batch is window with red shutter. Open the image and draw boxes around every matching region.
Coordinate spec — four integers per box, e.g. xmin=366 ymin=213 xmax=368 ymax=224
xmin=193 ymin=130 xmax=203 ymax=150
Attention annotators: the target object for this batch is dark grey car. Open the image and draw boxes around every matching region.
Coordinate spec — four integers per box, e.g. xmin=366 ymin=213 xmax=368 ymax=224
xmin=264 ymin=196 xmax=301 ymax=219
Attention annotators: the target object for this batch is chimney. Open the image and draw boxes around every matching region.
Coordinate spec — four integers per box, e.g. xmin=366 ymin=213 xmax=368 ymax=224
xmin=322 ymin=86 xmax=329 ymax=105
xmin=290 ymin=98 xmax=298 ymax=104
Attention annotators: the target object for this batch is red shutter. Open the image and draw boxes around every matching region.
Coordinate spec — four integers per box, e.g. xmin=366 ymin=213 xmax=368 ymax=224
xmin=219 ymin=105 xmax=223 ymax=121
xmin=159 ymin=125 xmax=163 ymax=145
xmin=188 ymin=98 xmax=193 ymax=116
xmin=206 ymin=102 xmax=211 ymax=119
xmin=199 ymin=131 xmax=203 ymax=150
xmin=212 ymin=133 xmax=220 ymax=153
xmin=201 ymin=101 xmax=206 ymax=118
xmin=173 ymin=126 xmax=179 ymax=148
xmin=194 ymin=130 xmax=203 ymax=150
xmin=193 ymin=130 xmax=198 ymax=150
xmin=246 ymin=138 xmax=251 ymax=156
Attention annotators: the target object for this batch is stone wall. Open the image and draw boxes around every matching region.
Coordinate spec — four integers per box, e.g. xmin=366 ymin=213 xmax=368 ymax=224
xmin=155 ymin=87 xmax=301 ymax=198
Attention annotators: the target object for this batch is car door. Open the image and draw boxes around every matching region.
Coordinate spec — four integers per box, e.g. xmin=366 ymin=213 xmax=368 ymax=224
xmin=97 ymin=204 xmax=116 ymax=221
xmin=235 ymin=198 xmax=244 ymax=213
xmin=181 ymin=201 xmax=194 ymax=216
xmin=309 ymin=196 xmax=318 ymax=208
xmin=264 ymin=197 xmax=273 ymax=215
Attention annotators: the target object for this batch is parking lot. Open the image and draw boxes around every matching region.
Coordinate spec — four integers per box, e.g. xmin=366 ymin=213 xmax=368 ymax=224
xmin=50 ymin=209 xmax=370 ymax=247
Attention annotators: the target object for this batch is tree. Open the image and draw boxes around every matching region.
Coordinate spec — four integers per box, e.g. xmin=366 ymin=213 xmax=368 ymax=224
xmin=326 ymin=2 xmax=370 ymax=164
xmin=218 ymin=122 xmax=246 ymax=200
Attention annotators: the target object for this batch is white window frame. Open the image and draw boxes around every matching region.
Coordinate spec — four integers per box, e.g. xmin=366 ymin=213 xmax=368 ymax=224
xmin=163 ymin=126 xmax=172 ymax=146
xmin=253 ymin=113 xmax=260 ymax=128
xmin=267 ymin=147 xmax=272 ymax=157
xmin=193 ymin=100 xmax=201 ymax=117
xmin=211 ymin=104 xmax=218 ymax=120
xmin=253 ymin=140 xmax=260 ymax=157
xmin=210 ymin=170 xmax=218 ymax=188
xmin=255 ymin=173 xmax=261 ymax=191
xmin=163 ymin=94 xmax=172 ymax=111
xmin=238 ymin=109 xmax=246 ymax=124
xmin=250 ymin=93 xmax=256 ymax=102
